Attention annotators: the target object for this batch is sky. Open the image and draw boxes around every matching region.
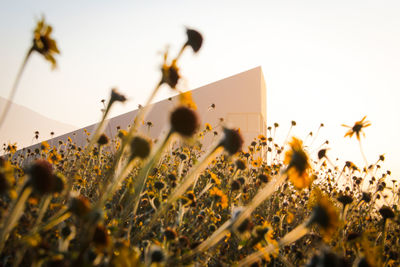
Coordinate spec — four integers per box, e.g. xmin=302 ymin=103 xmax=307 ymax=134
xmin=1 ymin=0 xmax=400 ymax=179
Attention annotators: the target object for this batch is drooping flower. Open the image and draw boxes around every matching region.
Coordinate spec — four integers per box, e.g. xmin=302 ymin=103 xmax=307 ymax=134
xmin=342 ymin=116 xmax=371 ymax=140
xmin=284 ymin=137 xmax=312 ymax=189
xmin=32 ymin=17 xmax=60 ymax=69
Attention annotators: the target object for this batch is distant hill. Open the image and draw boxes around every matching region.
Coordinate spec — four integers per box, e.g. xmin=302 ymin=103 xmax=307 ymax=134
xmin=0 ymin=97 xmax=77 ymax=150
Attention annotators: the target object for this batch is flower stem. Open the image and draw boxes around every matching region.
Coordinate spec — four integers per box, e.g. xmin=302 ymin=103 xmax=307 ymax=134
xmin=238 ymin=223 xmax=309 ymax=266
xmin=0 ymin=186 xmax=32 ymax=253
xmin=0 ymin=49 xmax=33 ymax=131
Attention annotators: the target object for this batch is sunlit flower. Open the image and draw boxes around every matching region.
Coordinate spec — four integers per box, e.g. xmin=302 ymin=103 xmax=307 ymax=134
xmin=284 ymin=137 xmax=312 ymax=189
xmin=209 ymin=187 xmax=228 ymax=209
xmin=205 ymin=123 xmax=212 ymax=131
xmin=342 ymin=116 xmax=371 ymax=140
xmin=179 ymin=91 xmax=197 ymax=110
xmin=308 ymin=191 xmax=339 ymax=241
xmin=32 ymin=17 xmax=60 ymax=69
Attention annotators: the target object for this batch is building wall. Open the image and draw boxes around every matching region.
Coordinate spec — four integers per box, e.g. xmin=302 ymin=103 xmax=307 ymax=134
xmin=16 ymin=67 xmax=267 ymax=155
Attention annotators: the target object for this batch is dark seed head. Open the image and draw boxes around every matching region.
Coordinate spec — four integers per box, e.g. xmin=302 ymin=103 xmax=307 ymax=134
xmin=130 ymin=136 xmax=151 ymax=159
xmin=219 ymin=128 xmax=244 ymax=155
xmin=185 ymin=28 xmax=203 ymax=53
xmin=97 ymin=134 xmax=109 ymax=146
xmin=150 ymin=245 xmax=165 ymax=263
xmin=28 ymin=160 xmax=56 ymax=195
xmin=69 ymin=196 xmax=91 ymax=217
xmin=170 ymin=106 xmax=199 ymax=137
xmin=93 ymin=224 xmax=110 ymax=247
xmin=379 ymin=205 xmax=395 ymax=220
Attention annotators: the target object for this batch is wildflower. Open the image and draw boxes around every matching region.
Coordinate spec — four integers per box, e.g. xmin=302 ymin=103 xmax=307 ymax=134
xmin=93 ymin=224 xmax=110 ymax=248
xmin=32 ymin=17 xmax=60 ymax=69
xmin=342 ymin=116 xmax=371 ymax=140
xmin=219 ymin=128 xmax=244 ymax=155
xmin=28 ymin=160 xmax=56 ymax=194
xmin=130 ymin=136 xmax=151 ymax=160
xmin=205 ymin=123 xmax=212 ymax=131
xmin=307 ymin=192 xmax=339 ymax=241
xmin=161 ymin=58 xmax=180 ymax=89
xmin=235 ymin=159 xmax=246 ymax=170
xmin=318 ymin=149 xmax=327 ymax=160
xmin=149 ymin=245 xmax=165 ymax=263
xmin=110 ymin=88 xmax=127 ymax=104
xmin=209 ymin=187 xmax=228 ymax=209
xmin=6 ymin=143 xmax=17 ymax=154
xmin=284 ymin=137 xmax=312 ymax=189
xmin=379 ymin=206 xmax=395 ymax=220
xmin=258 ymin=174 xmax=269 ymax=183
xmin=170 ymin=106 xmax=199 ymax=137
xmin=337 ymin=194 xmax=353 ymax=206
xmin=179 ymin=91 xmax=197 ymax=110
xmin=41 ymin=141 xmax=50 ymax=153
xmin=69 ymin=196 xmax=91 ymax=217
xmin=97 ymin=134 xmax=109 ymax=146
xmin=164 ymin=227 xmax=177 ymax=241
xmin=184 ymin=28 xmax=203 ymax=53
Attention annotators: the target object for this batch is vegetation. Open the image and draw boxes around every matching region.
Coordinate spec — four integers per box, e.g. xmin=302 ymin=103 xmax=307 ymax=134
xmin=0 ymin=17 xmax=399 ymax=267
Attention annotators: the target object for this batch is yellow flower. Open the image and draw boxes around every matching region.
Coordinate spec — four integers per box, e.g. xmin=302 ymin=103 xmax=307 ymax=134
xmin=308 ymin=189 xmax=339 ymax=242
xmin=209 ymin=172 xmax=221 ymax=185
xmin=6 ymin=142 xmax=17 ymax=154
xmin=32 ymin=17 xmax=60 ymax=69
xmin=342 ymin=116 xmax=371 ymax=140
xmin=41 ymin=141 xmax=50 ymax=153
xmin=179 ymin=91 xmax=197 ymax=110
xmin=251 ymin=157 xmax=262 ymax=168
xmin=48 ymin=149 xmax=61 ymax=164
xmin=205 ymin=123 xmax=212 ymax=131
xmin=284 ymin=137 xmax=312 ymax=189
xmin=209 ymin=187 xmax=228 ymax=209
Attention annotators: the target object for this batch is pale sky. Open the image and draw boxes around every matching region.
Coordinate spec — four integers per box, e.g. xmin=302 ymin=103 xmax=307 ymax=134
xmin=1 ymin=0 xmax=400 ymax=179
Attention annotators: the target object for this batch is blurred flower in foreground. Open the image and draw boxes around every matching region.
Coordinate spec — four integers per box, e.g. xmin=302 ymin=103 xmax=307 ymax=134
xmin=32 ymin=17 xmax=60 ymax=69
xmin=342 ymin=116 xmax=371 ymax=140
xmin=284 ymin=137 xmax=312 ymax=189
xmin=307 ymin=190 xmax=339 ymax=241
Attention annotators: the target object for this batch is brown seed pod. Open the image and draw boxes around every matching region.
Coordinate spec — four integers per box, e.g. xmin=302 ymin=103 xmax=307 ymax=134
xmin=69 ymin=196 xmax=91 ymax=217
xmin=28 ymin=160 xmax=56 ymax=195
xmin=130 ymin=136 xmax=151 ymax=159
xmin=170 ymin=106 xmax=199 ymax=137
xmin=219 ymin=128 xmax=244 ymax=155
xmin=185 ymin=28 xmax=203 ymax=53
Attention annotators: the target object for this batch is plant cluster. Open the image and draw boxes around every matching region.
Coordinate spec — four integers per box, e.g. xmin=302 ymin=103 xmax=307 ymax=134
xmin=0 ymin=17 xmax=399 ymax=267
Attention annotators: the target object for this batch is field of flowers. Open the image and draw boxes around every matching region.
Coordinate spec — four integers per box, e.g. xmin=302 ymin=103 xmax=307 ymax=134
xmin=0 ymin=17 xmax=399 ymax=267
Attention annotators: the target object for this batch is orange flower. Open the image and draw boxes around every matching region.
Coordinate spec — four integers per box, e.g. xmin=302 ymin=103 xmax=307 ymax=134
xmin=342 ymin=116 xmax=371 ymax=140
xmin=284 ymin=137 xmax=312 ymax=189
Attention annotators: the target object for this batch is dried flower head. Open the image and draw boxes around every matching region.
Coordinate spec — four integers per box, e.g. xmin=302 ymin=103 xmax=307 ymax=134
xmin=170 ymin=106 xmax=199 ymax=137
xmin=219 ymin=128 xmax=244 ymax=155
xmin=185 ymin=28 xmax=203 ymax=53
xmin=130 ymin=136 xmax=151 ymax=160
xmin=32 ymin=17 xmax=60 ymax=69
xmin=110 ymin=88 xmax=127 ymax=104
xmin=28 ymin=159 xmax=56 ymax=194
xmin=161 ymin=59 xmax=180 ymax=89
xmin=69 ymin=196 xmax=91 ymax=217
xmin=97 ymin=134 xmax=109 ymax=146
